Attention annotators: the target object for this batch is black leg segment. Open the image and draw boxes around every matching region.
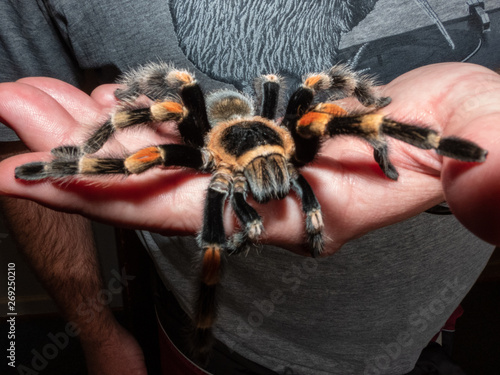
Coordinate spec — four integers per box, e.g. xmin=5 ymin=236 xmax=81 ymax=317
xmin=229 ymin=174 xmax=264 ymax=253
xmin=436 ymin=136 xmax=488 ymax=162
xmin=179 ymin=84 xmax=211 ymax=148
xmin=370 ymin=140 xmax=399 ymax=181
xmin=193 ymin=173 xmax=230 ymax=360
xmin=124 ymin=144 xmax=204 ymax=174
xmin=260 ymin=80 xmax=280 ymax=120
xmin=284 ymin=87 xmax=321 ymax=166
xmin=292 ymin=174 xmax=324 ymax=257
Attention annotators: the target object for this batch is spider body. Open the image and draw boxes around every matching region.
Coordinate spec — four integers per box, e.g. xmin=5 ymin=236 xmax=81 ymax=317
xmin=15 ymin=62 xmax=487 ymax=360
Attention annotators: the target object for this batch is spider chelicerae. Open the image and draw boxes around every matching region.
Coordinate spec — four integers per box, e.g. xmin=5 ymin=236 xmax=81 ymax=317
xmin=15 ymin=62 xmax=487 ymax=358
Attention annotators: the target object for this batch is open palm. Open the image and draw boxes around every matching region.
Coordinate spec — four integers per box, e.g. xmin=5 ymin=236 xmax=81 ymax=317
xmin=0 ymin=62 xmax=499 ymax=255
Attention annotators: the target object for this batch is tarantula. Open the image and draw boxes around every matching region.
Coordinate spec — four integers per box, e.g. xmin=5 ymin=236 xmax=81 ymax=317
xmin=15 ymin=63 xmax=487 ymax=359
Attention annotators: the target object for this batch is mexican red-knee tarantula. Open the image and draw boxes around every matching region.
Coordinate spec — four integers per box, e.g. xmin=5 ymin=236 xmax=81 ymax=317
xmin=15 ymin=63 xmax=487 ymax=358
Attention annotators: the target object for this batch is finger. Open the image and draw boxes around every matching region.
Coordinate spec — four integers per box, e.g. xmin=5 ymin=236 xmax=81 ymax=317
xmin=16 ymin=77 xmax=107 ymax=125
xmin=0 ymin=82 xmax=92 ymax=150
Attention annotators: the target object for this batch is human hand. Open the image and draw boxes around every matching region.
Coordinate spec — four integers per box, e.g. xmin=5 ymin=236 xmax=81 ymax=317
xmin=0 ymin=62 xmax=498 ymax=255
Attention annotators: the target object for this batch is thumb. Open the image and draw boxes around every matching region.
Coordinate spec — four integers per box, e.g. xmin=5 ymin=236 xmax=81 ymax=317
xmin=441 ymin=70 xmax=500 ymax=246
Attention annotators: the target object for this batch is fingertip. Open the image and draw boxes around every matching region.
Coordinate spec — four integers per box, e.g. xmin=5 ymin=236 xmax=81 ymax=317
xmin=90 ymin=84 xmax=122 ymax=108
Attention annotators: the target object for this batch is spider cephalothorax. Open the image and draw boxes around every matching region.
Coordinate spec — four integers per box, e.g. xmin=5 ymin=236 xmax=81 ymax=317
xmin=15 ymin=62 xmax=487 ymax=360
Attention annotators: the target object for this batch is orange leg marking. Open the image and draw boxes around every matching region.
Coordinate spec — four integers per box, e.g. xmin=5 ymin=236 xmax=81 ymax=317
xmin=160 ymin=101 xmax=184 ymax=113
xmin=174 ymin=71 xmax=194 ymax=84
xmin=297 ymin=104 xmax=347 ymax=138
xmin=201 ymin=246 xmax=222 ymax=285
xmin=124 ymin=146 xmax=163 ymax=173
xmin=304 ymin=75 xmax=323 ymax=88
xmin=129 ymin=146 xmax=162 ymax=163
xmin=297 ymin=111 xmax=331 ymax=127
xmin=317 ymin=103 xmax=348 ymax=117
xmin=297 ymin=112 xmax=331 ymax=138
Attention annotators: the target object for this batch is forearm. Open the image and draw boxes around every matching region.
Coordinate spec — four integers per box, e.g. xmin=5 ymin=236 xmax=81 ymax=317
xmin=0 ymin=142 xmax=115 ymax=342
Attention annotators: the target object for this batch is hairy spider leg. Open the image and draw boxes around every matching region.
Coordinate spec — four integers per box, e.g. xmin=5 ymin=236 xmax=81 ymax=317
xmin=14 ymin=141 xmax=125 ymax=180
xmin=283 ymin=68 xmax=391 ymax=167
xmin=82 ymin=68 xmax=208 ymax=155
xmin=327 ymin=64 xmax=392 ymax=108
xmin=193 ymin=170 xmax=231 ymax=361
xmin=256 ymin=74 xmax=281 ymax=120
xmin=177 ymin=80 xmax=211 ymax=148
xmin=297 ymin=107 xmax=487 ymax=180
xmin=381 ymin=124 xmax=488 ymax=162
xmin=228 ymin=172 xmax=264 ymax=254
xmin=15 ymin=144 xmax=205 ymax=180
xmin=115 ymin=62 xmax=183 ymax=102
xmin=371 ymin=140 xmax=400 ymax=181
xmin=365 ymin=117 xmax=486 ymax=164
xmin=282 ymin=85 xmax=319 ymax=166
xmin=291 ymin=173 xmax=324 ymax=257
xmin=82 ymin=101 xmax=185 ymax=154
xmin=14 ymin=157 xmax=126 ymax=181
xmin=297 ymin=108 xmax=420 ymax=180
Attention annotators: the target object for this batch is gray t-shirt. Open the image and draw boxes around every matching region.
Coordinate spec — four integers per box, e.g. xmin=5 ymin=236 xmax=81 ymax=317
xmin=1 ymin=1 xmax=498 ymax=373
